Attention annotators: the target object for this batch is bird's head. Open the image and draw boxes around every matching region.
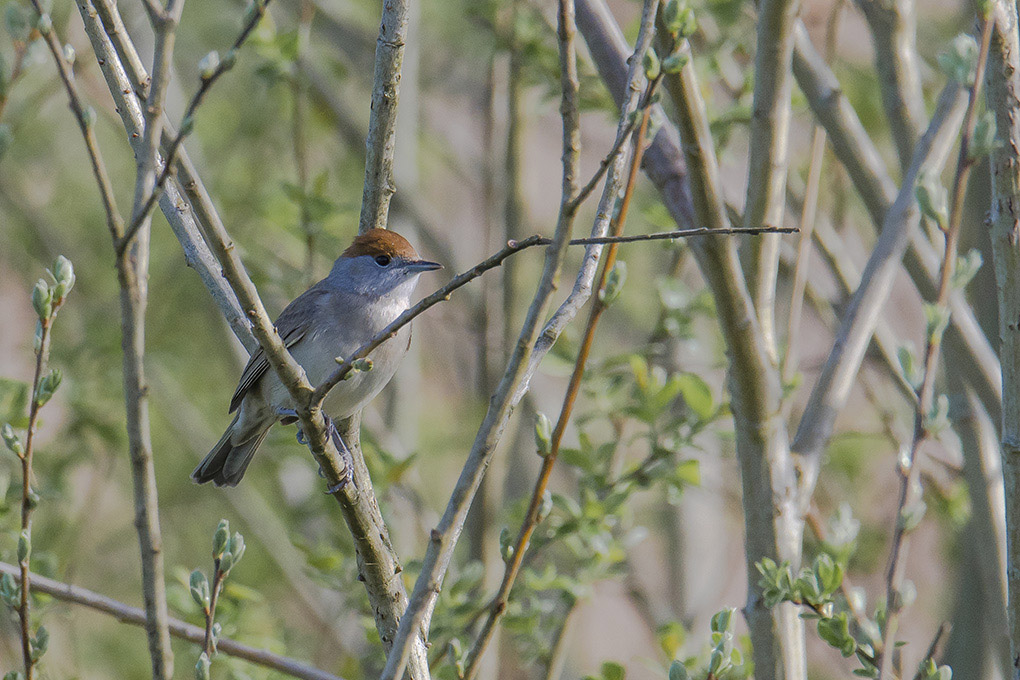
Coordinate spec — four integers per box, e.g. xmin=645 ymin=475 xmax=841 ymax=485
xmin=328 ymin=229 xmax=442 ymax=300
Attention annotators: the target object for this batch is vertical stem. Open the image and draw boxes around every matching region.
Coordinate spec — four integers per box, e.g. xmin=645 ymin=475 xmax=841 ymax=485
xmin=878 ymin=17 xmax=993 ymax=679
xmin=17 ymin=315 xmax=54 ymax=680
xmin=292 ymin=1 xmax=314 ymax=285
xmin=745 ymin=0 xmax=801 ymax=360
xmin=358 ymin=0 xmax=411 ymax=234
xmin=983 ymin=1 xmax=1020 ymax=676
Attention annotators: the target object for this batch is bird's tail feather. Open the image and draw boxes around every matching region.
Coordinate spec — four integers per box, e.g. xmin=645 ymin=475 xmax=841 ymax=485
xmin=192 ymin=416 xmax=271 ymax=487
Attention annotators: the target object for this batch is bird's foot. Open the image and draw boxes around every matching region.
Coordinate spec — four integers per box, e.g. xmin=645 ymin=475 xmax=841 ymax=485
xmin=323 ymin=416 xmax=354 ymax=494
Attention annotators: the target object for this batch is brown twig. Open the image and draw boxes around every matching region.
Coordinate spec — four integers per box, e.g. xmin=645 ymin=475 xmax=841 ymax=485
xmin=203 ymin=563 xmax=226 ymax=657
xmin=909 ymin=623 xmax=949 ymax=680
xmin=313 ymin=225 xmax=792 ymax=406
xmin=13 ymin=281 xmax=68 ymax=678
xmin=460 ymin=50 xmax=658 ymax=680
xmin=877 ymin=16 xmax=994 ymax=680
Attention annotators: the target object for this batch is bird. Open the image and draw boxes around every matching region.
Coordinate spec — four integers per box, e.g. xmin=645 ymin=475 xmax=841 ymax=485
xmin=192 ymin=228 xmax=441 ymax=489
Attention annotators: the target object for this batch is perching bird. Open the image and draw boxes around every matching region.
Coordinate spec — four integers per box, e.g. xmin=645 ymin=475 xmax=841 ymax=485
xmin=192 ymin=229 xmax=441 ymax=488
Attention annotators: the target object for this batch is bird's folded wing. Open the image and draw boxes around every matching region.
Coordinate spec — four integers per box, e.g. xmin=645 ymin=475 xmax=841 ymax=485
xmin=228 ymin=287 xmax=330 ymax=413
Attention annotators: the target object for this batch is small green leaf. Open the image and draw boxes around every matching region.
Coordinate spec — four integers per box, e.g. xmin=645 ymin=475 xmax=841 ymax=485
xmin=198 ymin=51 xmax=220 ymax=79
xmin=676 ymin=373 xmax=714 ymax=420
xmin=643 ymin=48 xmax=660 ymax=80
xmin=668 ymin=661 xmax=689 ymax=680
xmin=938 ymin=34 xmax=978 ymax=85
xmin=601 ymin=661 xmax=625 ymax=680
xmin=213 ymin=519 xmax=230 ymax=558
xmin=534 ymin=412 xmax=552 ymax=456
xmin=662 ymin=52 xmax=689 ymax=74
xmin=195 ymin=652 xmax=211 ymax=680
xmin=32 ymin=279 xmax=52 ymax=320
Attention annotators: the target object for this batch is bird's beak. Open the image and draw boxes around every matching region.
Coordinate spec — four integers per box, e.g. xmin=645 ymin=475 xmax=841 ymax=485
xmin=406 ymin=259 xmax=443 ymax=272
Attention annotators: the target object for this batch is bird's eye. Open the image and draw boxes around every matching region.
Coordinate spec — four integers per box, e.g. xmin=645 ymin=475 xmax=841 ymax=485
xmin=374 ymin=254 xmax=392 ymax=267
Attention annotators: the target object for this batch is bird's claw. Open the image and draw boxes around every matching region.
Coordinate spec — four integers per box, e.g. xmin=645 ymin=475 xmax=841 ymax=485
xmin=323 ymin=416 xmax=355 ymax=494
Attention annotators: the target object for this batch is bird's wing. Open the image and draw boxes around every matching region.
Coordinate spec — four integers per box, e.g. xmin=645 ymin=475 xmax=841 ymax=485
xmin=228 ymin=286 xmax=330 ymax=413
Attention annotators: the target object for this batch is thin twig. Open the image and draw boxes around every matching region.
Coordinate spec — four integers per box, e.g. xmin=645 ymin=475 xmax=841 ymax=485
xmin=566 ymin=74 xmax=662 ymax=214
xmin=313 ymin=225 xmax=790 ymax=405
xmin=878 ymin=18 xmax=993 ymax=679
xmin=116 ymin=0 xmax=273 ymax=254
xmin=203 ymin=563 xmax=225 ymax=656
xmin=0 ymin=562 xmax=344 ymax=680
xmin=377 ymin=2 xmax=588 ymax=677
xmin=14 ymin=281 xmax=68 ymax=678
xmin=791 ymin=81 xmax=969 ymax=505
xmin=462 ymin=60 xmax=658 ymax=679
xmin=909 ymin=623 xmax=949 ymax=680
xmin=23 ymin=3 xmax=180 ymax=677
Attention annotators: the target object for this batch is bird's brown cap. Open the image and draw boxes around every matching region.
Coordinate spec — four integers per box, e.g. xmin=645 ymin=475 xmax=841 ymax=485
xmin=341 ymin=229 xmax=419 ymax=260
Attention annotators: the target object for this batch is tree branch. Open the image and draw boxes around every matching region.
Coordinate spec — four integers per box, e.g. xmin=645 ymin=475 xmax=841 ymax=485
xmin=745 ymin=0 xmax=801 ymax=359
xmin=358 ymin=0 xmax=410 ymax=234
xmin=791 ymin=81 xmax=968 ymax=498
xmin=792 ymin=23 xmax=1003 ymax=422
xmin=0 ymin=562 xmax=344 ymax=680
xmin=981 ymin=1 xmax=1020 ymax=676
xmin=25 ymin=2 xmax=177 ymax=676
xmin=855 ymin=0 xmax=927 ymax=172
xmin=580 ymin=2 xmax=804 ymax=678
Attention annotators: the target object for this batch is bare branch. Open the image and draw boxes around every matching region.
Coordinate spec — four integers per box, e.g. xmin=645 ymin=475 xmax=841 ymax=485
xmin=855 ymin=0 xmax=927 ymax=171
xmin=581 ymin=2 xmax=804 ymax=678
xmin=358 ymin=0 xmax=410 ymax=234
xmin=80 ymin=0 xmax=255 ymax=351
xmin=792 ymin=23 xmax=1003 ymax=420
xmin=0 ymin=562 xmax=345 ymax=680
xmin=24 ymin=2 xmax=176 ymax=676
xmin=792 ymin=82 xmax=968 ymax=502
xmin=980 ymin=0 xmax=1020 ymax=675
xmin=745 ymin=0 xmax=801 ymax=358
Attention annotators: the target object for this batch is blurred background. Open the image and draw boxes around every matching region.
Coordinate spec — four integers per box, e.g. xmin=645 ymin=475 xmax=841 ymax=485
xmin=0 ymin=0 xmax=1003 ymax=678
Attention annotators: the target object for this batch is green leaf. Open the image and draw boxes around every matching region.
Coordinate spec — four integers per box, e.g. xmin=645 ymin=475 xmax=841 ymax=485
xmin=4 ymin=5 xmax=30 ymax=41
xmin=668 ymin=661 xmax=689 ymax=680
xmin=676 ymin=373 xmax=714 ymax=420
xmin=938 ymin=34 xmax=978 ymax=85
xmin=643 ymin=48 xmax=660 ymax=80
xmin=657 ymin=622 xmax=686 ymax=658
xmin=601 ymin=661 xmax=625 ymax=680
xmin=673 ymin=459 xmax=700 ymax=486
xmin=534 ymin=412 xmax=552 ymax=456
xmin=212 ymin=520 xmax=229 ymax=558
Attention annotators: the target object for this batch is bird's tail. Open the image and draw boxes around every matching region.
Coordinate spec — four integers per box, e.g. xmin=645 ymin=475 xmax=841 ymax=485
xmin=192 ymin=416 xmax=271 ymax=487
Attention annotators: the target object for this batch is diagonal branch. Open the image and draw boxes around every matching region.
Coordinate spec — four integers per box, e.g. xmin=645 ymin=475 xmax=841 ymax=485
xmin=792 ymin=23 xmax=1002 ymax=422
xmin=791 ymin=82 xmax=968 ymax=501
xmin=855 ymin=0 xmax=927 ymax=172
xmin=0 ymin=562 xmax=344 ymax=680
